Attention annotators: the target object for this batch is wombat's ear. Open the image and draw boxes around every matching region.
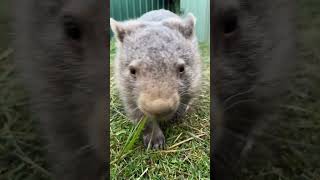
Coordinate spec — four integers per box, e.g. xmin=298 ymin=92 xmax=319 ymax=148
xmin=162 ymin=13 xmax=196 ymax=39
xmin=110 ymin=18 xmax=143 ymax=43
xmin=110 ymin=18 xmax=125 ymax=43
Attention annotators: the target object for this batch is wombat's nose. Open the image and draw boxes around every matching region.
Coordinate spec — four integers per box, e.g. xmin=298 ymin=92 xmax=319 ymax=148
xmin=139 ymin=98 xmax=177 ymax=117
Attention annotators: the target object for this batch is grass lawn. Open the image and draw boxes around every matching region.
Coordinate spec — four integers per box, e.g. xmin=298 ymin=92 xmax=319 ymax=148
xmin=0 ymin=49 xmax=49 ymax=179
xmin=110 ymin=40 xmax=210 ymax=179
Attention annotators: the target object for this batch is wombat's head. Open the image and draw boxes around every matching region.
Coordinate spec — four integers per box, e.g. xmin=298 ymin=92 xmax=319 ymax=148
xmin=213 ymin=0 xmax=295 ymax=101
xmin=110 ymin=14 xmax=201 ymax=120
xmin=212 ymin=0 xmax=296 ymax=162
xmin=13 ymin=0 xmax=108 ymax=167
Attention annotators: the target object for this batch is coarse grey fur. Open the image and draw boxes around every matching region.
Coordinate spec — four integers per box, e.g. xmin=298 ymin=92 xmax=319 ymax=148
xmin=212 ymin=0 xmax=296 ymax=179
xmin=111 ymin=9 xmax=202 ymax=149
xmin=12 ymin=0 xmax=107 ymax=179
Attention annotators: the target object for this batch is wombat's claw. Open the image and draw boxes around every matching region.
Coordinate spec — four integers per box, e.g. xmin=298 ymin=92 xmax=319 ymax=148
xmin=143 ymin=132 xmax=165 ymax=150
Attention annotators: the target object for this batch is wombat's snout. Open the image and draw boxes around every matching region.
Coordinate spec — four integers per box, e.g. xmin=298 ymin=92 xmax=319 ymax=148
xmin=138 ymin=93 xmax=180 ymax=118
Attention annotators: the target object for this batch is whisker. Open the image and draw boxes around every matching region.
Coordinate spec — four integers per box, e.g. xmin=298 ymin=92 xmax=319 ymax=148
xmin=223 ymin=88 xmax=255 ymax=106
xmin=224 ymin=99 xmax=258 ymax=112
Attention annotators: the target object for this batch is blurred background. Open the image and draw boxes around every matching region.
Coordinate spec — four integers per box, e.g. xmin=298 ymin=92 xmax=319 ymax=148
xmin=0 ymin=1 xmax=10 ymax=50
xmin=0 ymin=1 xmax=50 ymax=179
xmin=0 ymin=0 xmax=319 ymax=179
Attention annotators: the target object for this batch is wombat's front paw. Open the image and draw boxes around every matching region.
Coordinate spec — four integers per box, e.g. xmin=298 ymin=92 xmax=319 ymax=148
xmin=143 ymin=130 xmax=165 ymax=149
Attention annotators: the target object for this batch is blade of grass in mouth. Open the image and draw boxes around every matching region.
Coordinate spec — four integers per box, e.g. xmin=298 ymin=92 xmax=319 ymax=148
xmin=117 ymin=116 xmax=148 ymax=161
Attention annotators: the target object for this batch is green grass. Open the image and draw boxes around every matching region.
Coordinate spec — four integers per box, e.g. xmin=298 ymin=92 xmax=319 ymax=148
xmin=110 ymin=41 xmax=210 ymax=179
xmin=0 ymin=49 xmax=49 ymax=180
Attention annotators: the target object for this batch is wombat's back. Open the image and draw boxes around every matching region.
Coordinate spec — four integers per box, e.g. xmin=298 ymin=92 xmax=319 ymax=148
xmin=138 ymin=9 xmax=179 ymax=22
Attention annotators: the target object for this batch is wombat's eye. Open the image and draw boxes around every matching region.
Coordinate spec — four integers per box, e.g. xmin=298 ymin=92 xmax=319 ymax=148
xmin=129 ymin=66 xmax=136 ymax=77
xmin=63 ymin=15 xmax=82 ymax=41
xmin=179 ymin=66 xmax=185 ymax=73
xmin=223 ymin=13 xmax=238 ymax=35
xmin=177 ymin=64 xmax=185 ymax=74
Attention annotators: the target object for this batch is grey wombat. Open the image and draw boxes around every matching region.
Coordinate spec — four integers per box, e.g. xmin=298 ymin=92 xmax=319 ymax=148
xmin=110 ymin=9 xmax=202 ymax=149
xmin=212 ymin=0 xmax=296 ymax=179
xmin=12 ymin=0 xmax=107 ymax=179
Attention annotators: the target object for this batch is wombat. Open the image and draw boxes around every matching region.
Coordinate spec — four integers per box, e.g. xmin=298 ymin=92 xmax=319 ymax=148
xmin=110 ymin=9 xmax=202 ymax=149
xmin=12 ymin=0 xmax=107 ymax=179
xmin=212 ymin=0 xmax=296 ymax=179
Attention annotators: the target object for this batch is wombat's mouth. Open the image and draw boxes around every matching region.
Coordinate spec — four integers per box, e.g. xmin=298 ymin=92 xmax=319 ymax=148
xmin=139 ymin=108 xmax=175 ymax=121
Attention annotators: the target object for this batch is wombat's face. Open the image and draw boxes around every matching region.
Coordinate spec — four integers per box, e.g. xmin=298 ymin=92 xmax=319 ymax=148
xmin=14 ymin=0 xmax=108 ymax=161
xmin=212 ymin=0 xmax=295 ymax=144
xmin=17 ymin=0 xmax=107 ymax=100
xmin=111 ymin=15 xmax=200 ymax=120
xmin=213 ymin=0 xmax=268 ymax=99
